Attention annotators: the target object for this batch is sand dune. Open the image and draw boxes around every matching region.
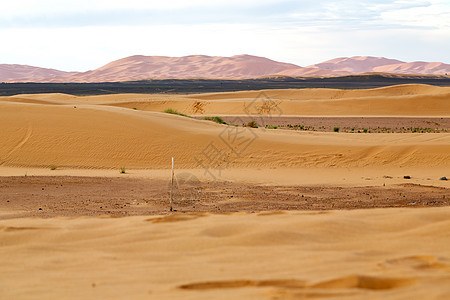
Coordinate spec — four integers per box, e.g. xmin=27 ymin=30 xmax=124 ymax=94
xmin=3 ymin=55 xmax=449 ymax=83
xmin=1 ymin=207 xmax=449 ymax=299
xmin=103 ymin=92 xmax=450 ymax=116
xmin=188 ymin=83 xmax=449 ymax=100
xmin=49 ymin=54 xmax=301 ymax=82
xmin=305 ymin=56 xmax=405 ymax=73
xmin=374 ymin=61 xmax=450 ymax=75
xmin=0 ymin=86 xmax=449 ymax=170
xmin=1 ymin=84 xmax=449 ymax=300
xmin=278 ymin=56 xmax=450 ymax=77
xmin=274 ymin=66 xmax=349 ymax=77
xmin=0 ymin=64 xmax=75 ymax=82
xmin=7 ymin=84 xmax=448 ymax=117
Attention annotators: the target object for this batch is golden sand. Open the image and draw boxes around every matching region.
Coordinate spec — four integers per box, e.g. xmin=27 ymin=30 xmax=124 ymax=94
xmin=1 ymin=208 xmax=449 ymax=299
xmin=0 ymin=84 xmax=449 ymax=299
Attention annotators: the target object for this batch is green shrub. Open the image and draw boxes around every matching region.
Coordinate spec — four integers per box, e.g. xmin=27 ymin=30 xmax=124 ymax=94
xmin=203 ymin=116 xmax=227 ymax=124
xmin=333 ymin=127 xmax=340 ymax=132
xmin=120 ymin=167 xmax=126 ymax=174
xmin=246 ymin=120 xmax=258 ymax=128
xmin=163 ymin=108 xmax=191 ymax=118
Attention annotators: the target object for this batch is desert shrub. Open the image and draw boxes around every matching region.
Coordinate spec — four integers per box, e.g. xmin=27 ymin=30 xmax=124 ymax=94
xmin=363 ymin=128 xmax=368 ymax=133
xmin=265 ymin=125 xmax=278 ymax=129
xmin=203 ymin=116 xmax=227 ymax=124
xmin=246 ymin=120 xmax=258 ymax=128
xmin=333 ymin=127 xmax=340 ymax=132
xmin=163 ymin=108 xmax=191 ymax=118
xmin=120 ymin=167 xmax=126 ymax=174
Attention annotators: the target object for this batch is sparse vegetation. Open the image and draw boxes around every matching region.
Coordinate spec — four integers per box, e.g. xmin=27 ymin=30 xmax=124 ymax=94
xmin=198 ymin=116 xmax=448 ymax=134
xmin=50 ymin=165 xmax=57 ymax=170
xmin=286 ymin=124 xmax=306 ymax=130
xmin=203 ymin=116 xmax=227 ymax=124
xmin=120 ymin=167 xmax=126 ymax=174
xmin=246 ymin=120 xmax=258 ymax=128
xmin=163 ymin=108 xmax=191 ymax=118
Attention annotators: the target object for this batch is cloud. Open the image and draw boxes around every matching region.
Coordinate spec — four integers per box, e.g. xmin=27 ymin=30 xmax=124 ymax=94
xmin=380 ymin=0 xmax=450 ymax=29
xmin=0 ymin=1 xmax=297 ymax=28
xmin=286 ymin=0 xmax=443 ymax=30
xmin=0 ymin=0 xmax=289 ymax=19
xmin=0 ymin=3 xmax=300 ymax=28
xmin=0 ymin=0 xmax=448 ymax=70
xmin=0 ymin=0 xmax=446 ymax=30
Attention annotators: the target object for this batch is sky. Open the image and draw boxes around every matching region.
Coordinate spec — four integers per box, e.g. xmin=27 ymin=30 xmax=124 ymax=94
xmin=0 ymin=0 xmax=449 ymax=71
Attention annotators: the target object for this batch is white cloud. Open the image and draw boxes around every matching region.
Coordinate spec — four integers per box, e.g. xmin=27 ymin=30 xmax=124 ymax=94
xmin=0 ymin=0 xmax=282 ymax=17
xmin=380 ymin=0 xmax=450 ymax=29
xmin=0 ymin=0 xmax=448 ymax=70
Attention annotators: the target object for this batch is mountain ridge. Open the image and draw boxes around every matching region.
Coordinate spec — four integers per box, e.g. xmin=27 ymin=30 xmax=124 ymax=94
xmin=1 ymin=55 xmax=449 ymax=83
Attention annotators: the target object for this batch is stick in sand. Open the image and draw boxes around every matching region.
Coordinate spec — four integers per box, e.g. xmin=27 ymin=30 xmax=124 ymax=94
xmin=170 ymin=157 xmax=174 ymax=212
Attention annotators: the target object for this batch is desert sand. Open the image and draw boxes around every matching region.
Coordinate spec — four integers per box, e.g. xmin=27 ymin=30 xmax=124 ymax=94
xmin=0 ymin=84 xmax=449 ymax=299
xmin=5 ymin=83 xmax=448 ymax=117
xmin=1 ymin=208 xmax=449 ymax=299
xmin=1 ymin=84 xmax=449 ymax=170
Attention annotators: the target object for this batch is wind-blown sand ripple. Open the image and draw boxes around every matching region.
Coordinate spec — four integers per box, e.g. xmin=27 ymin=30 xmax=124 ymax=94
xmin=0 ymin=208 xmax=449 ymax=299
xmin=0 ymin=84 xmax=449 ymax=299
xmin=0 ymin=91 xmax=449 ymax=169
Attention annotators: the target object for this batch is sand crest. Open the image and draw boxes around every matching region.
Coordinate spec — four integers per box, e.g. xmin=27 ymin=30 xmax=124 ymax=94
xmin=0 ymin=85 xmax=449 ymax=170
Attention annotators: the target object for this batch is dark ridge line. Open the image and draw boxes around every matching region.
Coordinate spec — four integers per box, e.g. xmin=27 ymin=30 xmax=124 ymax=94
xmin=1 ymin=74 xmax=450 ymax=96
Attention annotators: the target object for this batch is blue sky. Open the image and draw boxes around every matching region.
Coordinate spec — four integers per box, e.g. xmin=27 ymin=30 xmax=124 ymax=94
xmin=1 ymin=0 xmax=449 ymax=71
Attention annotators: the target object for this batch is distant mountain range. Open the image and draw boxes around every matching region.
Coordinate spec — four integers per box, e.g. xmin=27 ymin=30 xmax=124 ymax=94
xmin=1 ymin=55 xmax=449 ymax=83
xmin=277 ymin=56 xmax=450 ymax=77
xmin=0 ymin=64 xmax=78 ymax=82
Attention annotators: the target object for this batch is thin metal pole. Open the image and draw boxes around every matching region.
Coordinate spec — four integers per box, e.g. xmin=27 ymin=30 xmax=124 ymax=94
xmin=170 ymin=157 xmax=174 ymax=212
